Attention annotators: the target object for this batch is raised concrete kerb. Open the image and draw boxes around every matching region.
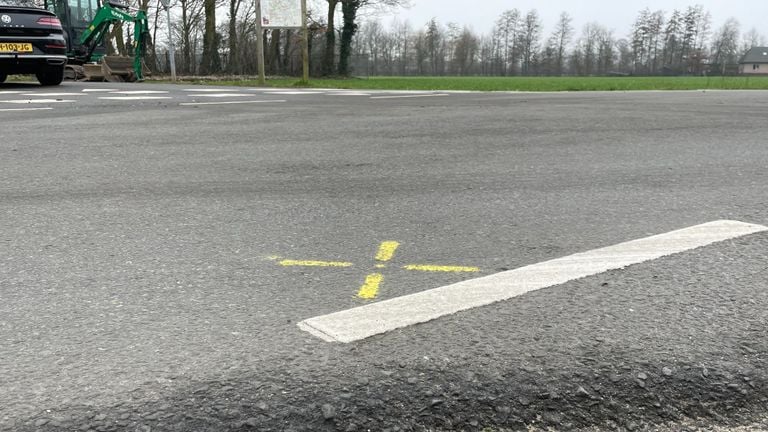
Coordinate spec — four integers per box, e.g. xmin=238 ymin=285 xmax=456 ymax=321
xmin=297 ymin=220 xmax=768 ymax=344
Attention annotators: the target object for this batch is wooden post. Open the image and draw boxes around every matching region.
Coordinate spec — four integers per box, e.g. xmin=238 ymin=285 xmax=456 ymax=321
xmin=255 ymin=0 xmax=266 ymax=85
xmin=301 ymin=0 xmax=309 ymax=82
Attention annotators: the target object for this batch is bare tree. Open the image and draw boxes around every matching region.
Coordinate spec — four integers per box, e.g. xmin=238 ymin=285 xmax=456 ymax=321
xmin=711 ymin=17 xmax=740 ymax=75
xmin=519 ymin=10 xmax=541 ymax=75
xmin=424 ymin=18 xmax=444 ymax=75
xmin=321 ymin=0 xmax=339 ymax=75
xmin=494 ymin=9 xmax=520 ymax=75
xmin=741 ymin=27 xmax=767 ymax=55
xmin=199 ymin=0 xmax=220 ymax=74
xmin=178 ymin=0 xmax=204 ymax=73
xmin=548 ymin=12 xmax=573 ymax=75
xmin=337 ymin=0 xmax=407 ymax=76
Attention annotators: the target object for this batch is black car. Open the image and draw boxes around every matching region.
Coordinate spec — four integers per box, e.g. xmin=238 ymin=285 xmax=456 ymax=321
xmin=0 ymin=0 xmax=66 ymax=85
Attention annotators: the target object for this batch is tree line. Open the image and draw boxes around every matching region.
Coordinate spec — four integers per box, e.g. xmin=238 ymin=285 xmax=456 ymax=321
xmin=109 ymin=1 xmax=766 ymax=77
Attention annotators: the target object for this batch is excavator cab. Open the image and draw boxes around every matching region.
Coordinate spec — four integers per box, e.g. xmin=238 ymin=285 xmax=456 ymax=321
xmin=44 ymin=0 xmax=147 ymax=81
xmin=45 ymin=0 xmax=104 ymax=60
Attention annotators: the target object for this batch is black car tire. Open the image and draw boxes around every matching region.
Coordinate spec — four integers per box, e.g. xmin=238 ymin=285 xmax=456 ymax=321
xmin=36 ymin=65 xmax=64 ymax=86
xmin=0 ymin=73 xmax=7 ymax=84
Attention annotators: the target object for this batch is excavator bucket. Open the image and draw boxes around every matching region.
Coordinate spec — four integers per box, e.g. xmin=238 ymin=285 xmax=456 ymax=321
xmin=100 ymin=56 xmax=137 ymax=82
xmin=81 ymin=63 xmax=106 ymax=81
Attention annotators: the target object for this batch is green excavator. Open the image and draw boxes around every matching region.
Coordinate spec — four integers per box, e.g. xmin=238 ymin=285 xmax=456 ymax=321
xmin=45 ymin=0 xmax=148 ymax=81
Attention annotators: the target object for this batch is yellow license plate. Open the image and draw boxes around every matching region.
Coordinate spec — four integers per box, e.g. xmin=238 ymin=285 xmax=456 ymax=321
xmin=0 ymin=43 xmax=33 ymax=53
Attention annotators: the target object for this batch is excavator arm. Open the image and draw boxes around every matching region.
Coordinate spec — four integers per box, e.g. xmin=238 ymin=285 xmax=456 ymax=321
xmin=73 ymin=0 xmax=148 ymax=81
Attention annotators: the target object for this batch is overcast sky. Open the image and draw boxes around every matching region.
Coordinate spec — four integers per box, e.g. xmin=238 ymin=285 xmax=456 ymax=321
xmin=380 ymin=1 xmax=767 ymax=40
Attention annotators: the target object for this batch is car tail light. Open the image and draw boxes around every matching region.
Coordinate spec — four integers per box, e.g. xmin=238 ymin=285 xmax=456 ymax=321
xmin=36 ymin=17 xmax=62 ymax=28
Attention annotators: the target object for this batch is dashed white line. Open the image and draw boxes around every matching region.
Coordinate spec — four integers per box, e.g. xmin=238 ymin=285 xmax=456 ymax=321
xmin=21 ymin=93 xmax=83 ymax=97
xmin=0 ymin=99 xmax=76 ymax=104
xmin=370 ymin=94 xmax=450 ymax=100
xmin=81 ymin=88 xmax=119 ymax=92
xmin=328 ymin=92 xmax=372 ymax=96
xmin=109 ymin=90 xmax=170 ymax=95
xmin=183 ymin=88 xmax=240 ymax=92
xmin=98 ymin=96 xmax=173 ymax=100
xmin=186 ymin=93 xmax=255 ymax=98
xmin=0 ymin=107 xmax=54 ymax=111
xmin=178 ymin=99 xmax=287 ymax=106
xmin=264 ymin=91 xmax=325 ymax=95
xmin=298 ymin=220 xmax=768 ymax=343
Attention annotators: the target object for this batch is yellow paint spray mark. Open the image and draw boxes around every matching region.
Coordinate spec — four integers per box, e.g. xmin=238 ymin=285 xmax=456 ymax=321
xmin=279 ymin=259 xmax=353 ymax=268
xmin=375 ymin=241 xmax=400 ymax=262
xmin=375 ymin=264 xmax=387 ymax=269
xmin=357 ymin=273 xmax=383 ymax=299
xmin=404 ymin=264 xmax=480 ymax=273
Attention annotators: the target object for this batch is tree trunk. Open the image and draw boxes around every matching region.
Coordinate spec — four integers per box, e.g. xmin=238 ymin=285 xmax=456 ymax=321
xmin=151 ymin=0 xmax=162 ymax=71
xmin=200 ymin=0 xmax=217 ymax=74
xmin=111 ymin=25 xmax=125 ymax=55
xmin=321 ymin=0 xmax=338 ymax=76
xmin=338 ymin=0 xmax=359 ymax=76
xmin=227 ymin=0 xmax=239 ymax=73
xmin=269 ymin=29 xmax=280 ymax=74
xmin=180 ymin=0 xmax=191 ymax=73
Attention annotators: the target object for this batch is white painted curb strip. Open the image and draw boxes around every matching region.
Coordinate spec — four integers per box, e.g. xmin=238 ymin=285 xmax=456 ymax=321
xmin=298 ymin=220 xmax=768 ymax=343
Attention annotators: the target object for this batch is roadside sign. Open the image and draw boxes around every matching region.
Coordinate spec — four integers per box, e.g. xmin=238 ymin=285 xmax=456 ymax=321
xmin=261 ymin=0 xmax=302 ymax=28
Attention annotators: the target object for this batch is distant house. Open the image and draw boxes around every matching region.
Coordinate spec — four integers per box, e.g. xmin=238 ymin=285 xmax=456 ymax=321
xmin=740 ymin=47 xmax=768 ymax=75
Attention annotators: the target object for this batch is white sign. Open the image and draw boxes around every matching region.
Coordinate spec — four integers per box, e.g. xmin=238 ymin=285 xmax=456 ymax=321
xmin=261 ymin=0 xmax=302 ymax=28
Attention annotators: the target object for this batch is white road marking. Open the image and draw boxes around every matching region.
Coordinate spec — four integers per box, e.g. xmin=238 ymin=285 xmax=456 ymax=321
xmin=0 ymin=91 xmax=24 ymax=94
xmin=98 ymin=96 xmax=173 ymax=100
xmin=186 ymin=93 xmax=255 ymax=98
xmin=179 ymin=99 xmax=287 ymax=106
xmin=0 ymin=107 xmax=53 ymax=111
xmin=371 ymin=94 xmax=450 ymax=100
xmin=328 ymin=92 xmax=372 ymax=96
xmin=21 ymin=93 xmax=83 ymax=97
xmin=81 ymin=88 xmax=119 ymax=92
xmin=264 ymin=91 xmax=325 ymax=95
xmin=0 ymin=99 xmax=75 ymax=104
xmin=298 ymin=220 xmax=768 ymax=343
xmin=183 ymin=88 xmax=240 ymax=92
xmin=109 ymin=90 xmax=169 ymax=95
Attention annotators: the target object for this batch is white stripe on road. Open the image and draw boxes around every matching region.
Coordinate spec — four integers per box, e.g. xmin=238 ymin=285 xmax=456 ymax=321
xmin=328 ymin=92 xmax=372 ymax=96
xmin=0 ymin=107 xmax=53 ymax=111
xmin=98 ymin=96 xmax=173 ymax=100
xmin=81 ymin=89 xmax=119 ymax=92
xmin=183 ymin=88 xmax=240 ymax=92
xmin=186 ymin=93 xmax=255 ymax=98
xmin=298 ymin=220 xmax=768 ymax=343
xmin=179 ymin=99 xmax=287 ymax=106
xmin=21 ymin=93 xmax=83 ymax=97
xmin=370 ymin=94 xmax=450 ymax=100
xmin=109 ymin=90 xmax=169 ymax=94
xmin=263 ymin=91 xmax=325 ymax=95
xmin=0 ymin=99 xmax=75 ymax=104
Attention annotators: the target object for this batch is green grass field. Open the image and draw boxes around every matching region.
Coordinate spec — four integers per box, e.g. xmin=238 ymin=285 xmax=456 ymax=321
xmin=180 ymin=76 xmax=768 ymax=92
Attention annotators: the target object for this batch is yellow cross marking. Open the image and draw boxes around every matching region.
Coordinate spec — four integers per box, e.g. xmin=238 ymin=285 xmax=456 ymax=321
xmin=403 ymin=264 xmax=480 ymax=273
xmin=357 ymin=273 xmax=383 ymax=299
xmin=375 ymin=241 xmax=400 ymax=262
xmin=279 ymin=259 xmax=353 ymax=268
xmin=274 ymin=241 xmax=479 ymax=300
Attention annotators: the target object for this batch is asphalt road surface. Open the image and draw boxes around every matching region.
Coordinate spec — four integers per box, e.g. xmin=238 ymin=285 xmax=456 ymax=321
xmin=1 ymin=81 xmax=768 ymax=432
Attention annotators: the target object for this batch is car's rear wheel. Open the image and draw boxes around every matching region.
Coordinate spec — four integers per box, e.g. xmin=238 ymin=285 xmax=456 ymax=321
xmin=0 ymin=73 xmax=7 ymax=84
xmin=36 ymin=66 xmax=64 ymax=86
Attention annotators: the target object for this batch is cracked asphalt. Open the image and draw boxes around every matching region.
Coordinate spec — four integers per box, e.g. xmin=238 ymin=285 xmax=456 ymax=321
xmin=1 ymin=82 xmax=767 ymax=431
